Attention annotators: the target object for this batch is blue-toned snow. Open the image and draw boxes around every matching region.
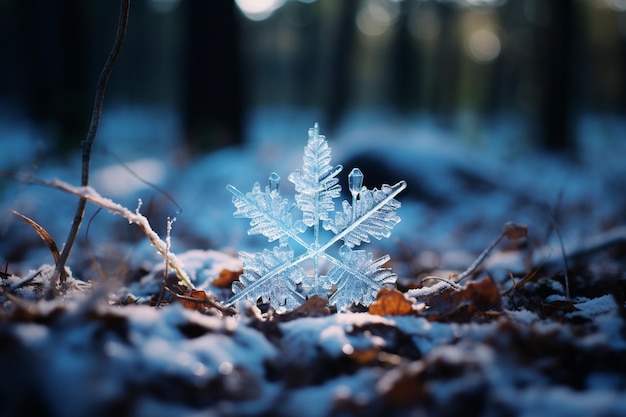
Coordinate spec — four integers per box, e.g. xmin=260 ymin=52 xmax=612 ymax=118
xmin=3 ymin=107 xmax=625 ymax=268
xmin=1 ymin=106 xmax=626 ymax=416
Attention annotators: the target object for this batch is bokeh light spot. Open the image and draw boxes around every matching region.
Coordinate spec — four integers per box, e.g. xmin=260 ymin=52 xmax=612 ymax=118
xmin=605 ymin=0 xmax=626 ymax=12
xmin=235 ymin=0 xmax=286 ymax=21
xmin=356 ymin=0 xmax=399 ymax=38
xmin=467 ymin=28 xmax=501 ymax=63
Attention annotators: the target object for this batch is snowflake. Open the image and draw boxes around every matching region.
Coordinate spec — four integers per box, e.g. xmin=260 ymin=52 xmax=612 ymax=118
xmin=225 ymin=123 xmax=406 ymax=312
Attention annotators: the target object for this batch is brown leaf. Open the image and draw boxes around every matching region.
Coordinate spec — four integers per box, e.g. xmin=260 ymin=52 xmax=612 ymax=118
xmin=369 ymin=287 xmax=413 ymax=316
xmin=464 ymin=277 xmax=502 ymax=313
xmin=423 ymin=276 xmax=502 ymax=322
xmin=212 ymin=268 xmax=242 ymax=288
xmin=12 ymin=210 xmax=68 ymax=283
xmin=379 ymin=361 xmax=428 ymax=406
xmin=345 ymin=347 xmax=381 ymax=365
xmin=278 ymin=295 xmax=330 ymax=321
xmin=180 ymin=289 xmax=208 ymax=311
xmin=12 ymin=211 xmax=61 ymax=265
xmin=502 ymin=221 xmax=528 ymax=241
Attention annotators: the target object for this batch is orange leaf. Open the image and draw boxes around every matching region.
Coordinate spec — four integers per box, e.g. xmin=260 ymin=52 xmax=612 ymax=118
xmin=369 ymin=288 xmax=413 ymax=316
xmin=346 ymin=347 xmax=380 ymax=365
xmin=212 ymin=268 xmax=242 ymax=288
xmin=181 ymin=289 xmax=207 ymax=310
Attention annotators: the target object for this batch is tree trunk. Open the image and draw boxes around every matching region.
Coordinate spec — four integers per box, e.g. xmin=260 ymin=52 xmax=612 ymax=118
xmin=182 ymin=0 xmax=242 ymax=152
xmin=538 ymin=0 xmax=576 ymax=152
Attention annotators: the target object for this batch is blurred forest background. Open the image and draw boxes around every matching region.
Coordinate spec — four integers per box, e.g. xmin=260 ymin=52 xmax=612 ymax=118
xmin=0 ymin=0 xmax=625 ymax=156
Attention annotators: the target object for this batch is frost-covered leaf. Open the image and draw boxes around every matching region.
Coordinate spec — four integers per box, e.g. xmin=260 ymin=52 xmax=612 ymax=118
xmin=226 ymin=123 xmax=406 ymax=312
xmin=230 ymin=246 xmax=306 ymax=313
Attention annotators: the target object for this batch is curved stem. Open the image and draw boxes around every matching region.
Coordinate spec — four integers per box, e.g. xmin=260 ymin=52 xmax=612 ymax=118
xmin=51 ymin=0 xmax=131 ymax=293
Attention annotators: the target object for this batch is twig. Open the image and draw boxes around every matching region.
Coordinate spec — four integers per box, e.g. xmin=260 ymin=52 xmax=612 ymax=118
xmin=100 ymin=146 xmax=183 ymax=214
xmin=501 ymin=255 xmax=549 ymax=296
xmin=156 ymin=216 xmax=176 ymax=306
xmin=52 ymin=0 xmax=131 ymax=293
xmin=406 ymin=222 xmax=527 ymax=300
xmin=456 ymin=222 xmax=528 ymax=283
xmin=549 ymin=210 xmax=571 ymax=300
xmin=45 ymin=178 xmax=193 ymax=289
xmin=8 ymin=269 xmax=43 ymax=292
xmin=164 ymin=287 xmax=237 ymax=316
xmin=419 ymin=275 xmax=462 ymax=290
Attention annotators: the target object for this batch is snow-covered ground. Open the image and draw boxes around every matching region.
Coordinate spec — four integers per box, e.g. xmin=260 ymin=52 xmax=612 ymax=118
xmin=1 ymin=106 xmax=625 ymax=416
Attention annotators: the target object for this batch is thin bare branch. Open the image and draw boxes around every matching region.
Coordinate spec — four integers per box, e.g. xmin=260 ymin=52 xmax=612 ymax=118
xmin=52 ymin=0 xmax=131 ymax=294
xmin=46 ymin=179 xmax=193 ymax=289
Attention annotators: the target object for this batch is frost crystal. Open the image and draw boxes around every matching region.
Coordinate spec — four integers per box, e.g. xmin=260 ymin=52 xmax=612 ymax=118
xmin=226 ymin=123 xmax=406 ymax=312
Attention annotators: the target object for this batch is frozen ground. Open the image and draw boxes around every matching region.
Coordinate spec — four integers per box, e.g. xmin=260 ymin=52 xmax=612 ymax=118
xmin=1 ymin=106 xmax=625 ymax=416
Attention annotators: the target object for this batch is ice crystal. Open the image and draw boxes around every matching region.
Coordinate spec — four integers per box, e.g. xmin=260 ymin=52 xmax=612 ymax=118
xmin=226 ymin=123 xmax=406 ymax=312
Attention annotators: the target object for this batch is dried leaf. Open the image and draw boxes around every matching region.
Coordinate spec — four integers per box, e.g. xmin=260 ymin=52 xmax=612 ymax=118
xmin=212 ymin=268 xmax=243 ymax=289
xmin=180 ymin=289 xmax=208 ymax=311
xmin=345 ymin=347 xmax=381 ymax=365
xmin=423 ymin=277 xmax=502 ymax=322
xmin=12 ymin=211 xmax=61 ymax=265
xmin=378 ymin=361 xmax=428 ymax=406
xmin=278 ymin=295 xmax=330 ymax=321
xmin=12 ymin=210 xmax=68 ymax=283
xmin=464 ymin=277 xmax=502 ymax=313
xmin=503 ymin=221 xmax=528 ymax=241
xmin=369 ymin=287 xmax=413 ymax=316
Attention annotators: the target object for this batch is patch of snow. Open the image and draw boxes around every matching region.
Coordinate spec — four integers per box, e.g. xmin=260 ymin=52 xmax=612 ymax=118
xmin=279 ymin=313 xmax=394 ymax=363
xmin=513 ymin=385 xmax=626 ymax=417
xmin=566 ymin=295 xmax=626 ymax=350
xmin=92 ymin=158 xmax=167 ymax=196
xmin=282 ymin=368 xmax=382 ymax=417
xmin=392 ymin=316 xmax=457 ymax=354
xmin=569 ymin=294 xmax=619 ymax=317
xmin=505 ymin=308 xmax=540 ymax=325
xmin=0 ymin=303 xmax=280 ymax=417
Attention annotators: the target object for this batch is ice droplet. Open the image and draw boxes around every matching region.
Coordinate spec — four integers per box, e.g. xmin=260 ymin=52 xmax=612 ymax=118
xmin=348 ymin=168 xmax=364 ymax=196
xmin=268 ymin=172 xmax=280 ymax=192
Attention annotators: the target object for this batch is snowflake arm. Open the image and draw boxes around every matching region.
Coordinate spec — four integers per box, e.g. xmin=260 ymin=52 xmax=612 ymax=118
xmin=288 ymin=123 xmax=343 ymax=228
xmin=322 ymin=247 xmax=397 ymax=312
xmin=227 ymin=173 xmax=308 ymax=247
xmin=228 ymin=246 xmax=307 ymax=313
xmin=323 ymin=176 xmax=406 ymax=249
